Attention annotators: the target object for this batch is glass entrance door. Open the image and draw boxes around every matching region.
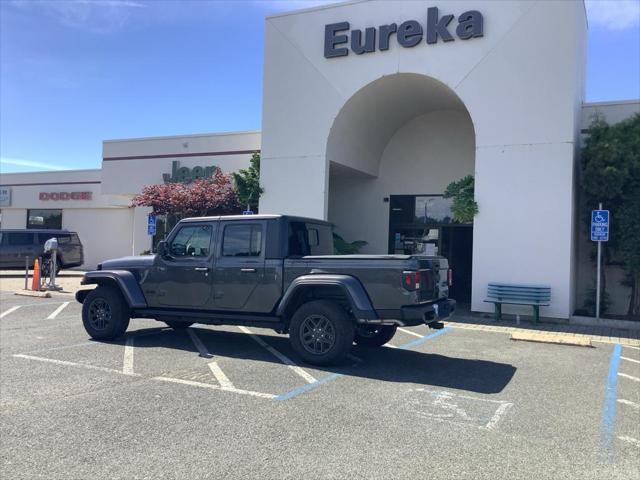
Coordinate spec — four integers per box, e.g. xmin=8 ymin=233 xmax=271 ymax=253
xmin=388 ymin=195 xmax=454 ymax=255
xmin=388 ymin=195 xmax=473 ymax=304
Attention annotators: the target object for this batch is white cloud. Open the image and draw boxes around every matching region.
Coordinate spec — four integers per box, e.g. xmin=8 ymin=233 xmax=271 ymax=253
xmin=0 ymin=157 xmax=71 ymax=172
xmin=252 ymin=0 xmax=342 ymax=14
xmin=10 ymin=0 xmax=146 ymax=34
xmin=586 ymin=0 xmax=640 ymax=30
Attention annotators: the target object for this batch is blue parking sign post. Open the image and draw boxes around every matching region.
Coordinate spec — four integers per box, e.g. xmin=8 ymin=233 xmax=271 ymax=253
xmin=147 ymin=214 xmax=156 ymax=236
xmin=591 ymin=209 xmax=609 ymax=242
xmin=591 ymin=205 xmax=609 ymax=320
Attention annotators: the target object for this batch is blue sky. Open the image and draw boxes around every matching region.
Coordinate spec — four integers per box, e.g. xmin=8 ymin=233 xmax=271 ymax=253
xmin=1 ymin=0 xmax=639 ymax=174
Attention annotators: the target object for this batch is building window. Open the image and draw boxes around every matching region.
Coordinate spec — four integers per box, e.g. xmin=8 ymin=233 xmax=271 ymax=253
xmin=27 ymin=209 xmax=62 ymax=229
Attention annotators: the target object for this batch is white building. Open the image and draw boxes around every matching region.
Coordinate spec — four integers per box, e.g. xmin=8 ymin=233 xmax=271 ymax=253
xmin=1 ymin=0 xmax=639 ymax=319
xmin=0 ymin=131 xmax=261 ymax=269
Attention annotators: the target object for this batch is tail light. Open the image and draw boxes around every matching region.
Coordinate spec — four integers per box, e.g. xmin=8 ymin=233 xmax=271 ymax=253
xmin=403 ymin=270 xmax=421 ymax=291
xmin=448 ymin=268 xmax=453 ymax=287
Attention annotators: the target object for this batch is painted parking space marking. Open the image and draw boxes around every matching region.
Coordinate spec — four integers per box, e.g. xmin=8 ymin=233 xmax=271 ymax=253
xmin=46 ymin=302 xmax=70 ymax=319
xmin=618 ymin=372 xmax=640 ymax=382
xmin=238 ymin=326 xmax=317 ymax=384
xmin=617 ymin=436 xmax=640 ymax=447
xmin=275 ymin=326 xmax=453 ymax=401
xmin=0 ymin=306 xmax=21 ymax=319
xmin=208 ymin=361 xmax=234 ymax=389
xmin=187 ymin=329 xmax=213 ymax=358
xmin=275 ymin=373 xmax=342 ymax=401
xmin=617 ymin=399 xmax=639 ymax=410
xmin=600 ymin=344 xmax=621 ymax=463
xmin=620 ymin=356 xmax=640 ymax=364
xmin=397 ymin=327 xmax=450 ymax=349
xmin=404 ymin=388 xmax=513 ymax=431
xmin=11 ymin=322 xmax=452 ymax=403
xmin=398 ymin=327 xmax=423 ymax=338
xmin=22 ymin=341 xmax=96 ymax=355
xmin=624 ymin=345 xmax=640 ymax=351
xmin=347 ymin=353 xmax=363 ymax=364
xmin=13 ymin=354 xmax=142 ymax=377
xmin=154 ymin=376 xmax=276 ymax=399
xmin=122 ymin=337 xmax=135 ymax=375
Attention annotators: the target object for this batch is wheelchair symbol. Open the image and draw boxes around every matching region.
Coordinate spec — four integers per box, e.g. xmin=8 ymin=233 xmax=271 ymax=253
xmin=594 ymin=213 xmax=606 ymax=223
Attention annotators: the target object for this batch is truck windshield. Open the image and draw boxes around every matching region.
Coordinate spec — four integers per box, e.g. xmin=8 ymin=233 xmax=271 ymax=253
xmin=288 ymin=222 xmax=333 ymax=257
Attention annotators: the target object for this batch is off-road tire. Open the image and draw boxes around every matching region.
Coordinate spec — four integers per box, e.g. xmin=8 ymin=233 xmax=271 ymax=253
xmin=354 ymin=325 xmax=397 ymax=347
xmin=82 ymin=286 xmax=130 ymax=340
xmin=289 ymin=300 xmax=354 ymax=365
xmin=164 ymin=321 xmax=194 ymax=329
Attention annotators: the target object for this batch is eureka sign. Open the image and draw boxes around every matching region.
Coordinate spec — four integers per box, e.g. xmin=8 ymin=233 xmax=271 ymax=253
xmin=162 ymin=161 xmax=220 ymax=184
xmin=324 ymin=6 xmax=483 ymax=58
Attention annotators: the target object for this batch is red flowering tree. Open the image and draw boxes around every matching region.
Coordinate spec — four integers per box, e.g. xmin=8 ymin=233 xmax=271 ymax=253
xmin=132 ymin=170 xmax=241 ymax=217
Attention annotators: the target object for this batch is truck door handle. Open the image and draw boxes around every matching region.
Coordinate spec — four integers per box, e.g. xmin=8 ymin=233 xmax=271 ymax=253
xmin=240 ymin=268 xmax=256 ymax=273
xmin=194 ymin=267 xmax=209 ymax=271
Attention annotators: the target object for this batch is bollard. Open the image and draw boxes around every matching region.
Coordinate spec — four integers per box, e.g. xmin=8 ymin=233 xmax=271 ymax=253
xmin=50 ymin=250 xmax=57 ymax=287
xmin=24 ymin=256 xmax=29 ymax=290
xmin=31 ymin=259 xmax=40 ymax=291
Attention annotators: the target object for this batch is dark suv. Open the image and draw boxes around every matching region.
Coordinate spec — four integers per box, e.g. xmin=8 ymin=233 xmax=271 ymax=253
xmin=0 ymin=229 xmax=84 ymax=271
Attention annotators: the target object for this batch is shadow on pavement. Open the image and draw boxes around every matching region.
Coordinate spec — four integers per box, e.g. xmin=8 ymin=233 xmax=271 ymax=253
xmin=96 ymin=325 xmax=516 ymax=395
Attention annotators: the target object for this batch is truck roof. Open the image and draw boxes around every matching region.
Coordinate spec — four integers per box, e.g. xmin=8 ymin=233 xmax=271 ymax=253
xmin=180 ymin=214 xmax=331 ymax=225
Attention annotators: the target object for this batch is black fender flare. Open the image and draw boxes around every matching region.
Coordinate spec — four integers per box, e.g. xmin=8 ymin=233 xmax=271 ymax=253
xmin=76 ymin=270 xmax=147 ymax=308
xmin=277 ymin=274 xmax=377 ymax=321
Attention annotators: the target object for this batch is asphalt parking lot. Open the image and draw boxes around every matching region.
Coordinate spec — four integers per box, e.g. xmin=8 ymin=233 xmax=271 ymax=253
xmin=1 ymin=293 xmax=639 ymax=480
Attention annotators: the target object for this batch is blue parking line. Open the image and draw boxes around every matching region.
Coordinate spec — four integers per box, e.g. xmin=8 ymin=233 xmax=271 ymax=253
xmin=275 ymin=373 xmax=343 ymax=401
xmin=600 ymin=343 xmax=621 ymax=463
xmin=397 ymin=327 xmax=451 ymax=349
xmin=275 ymin=327 xmax=451 ymax=401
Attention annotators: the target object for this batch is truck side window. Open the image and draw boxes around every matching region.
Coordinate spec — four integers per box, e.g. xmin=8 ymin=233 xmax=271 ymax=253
xmin=222 ymin=225 xmax=262 ymax=257
xmin=288 ymin=222 xmax=333 ymax=256
xmin=169 ymin=225 xmax=212 ymax=258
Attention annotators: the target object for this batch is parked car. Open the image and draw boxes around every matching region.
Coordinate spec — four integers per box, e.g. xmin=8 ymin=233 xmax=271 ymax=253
xmin=0 ymin=229 xmax=84 ymax=273
xmin=76 ymin=215 xmax=455 ymax=365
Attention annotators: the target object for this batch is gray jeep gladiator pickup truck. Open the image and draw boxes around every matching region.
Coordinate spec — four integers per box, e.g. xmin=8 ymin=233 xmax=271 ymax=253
xmin=76 ymin=214 xmax=455 ymax=365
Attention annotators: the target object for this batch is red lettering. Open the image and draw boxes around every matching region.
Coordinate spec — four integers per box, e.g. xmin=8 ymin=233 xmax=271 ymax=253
xmin=39 ymin=191 xmax=92 ymax=201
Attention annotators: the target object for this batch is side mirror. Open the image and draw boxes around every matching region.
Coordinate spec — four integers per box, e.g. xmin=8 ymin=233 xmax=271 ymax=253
xmin=157 ymin=241 xmax=167 ymax=258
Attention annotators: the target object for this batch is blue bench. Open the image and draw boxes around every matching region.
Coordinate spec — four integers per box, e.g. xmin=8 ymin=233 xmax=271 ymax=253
xmin=484 ymin=282 xmax=551 ymax=323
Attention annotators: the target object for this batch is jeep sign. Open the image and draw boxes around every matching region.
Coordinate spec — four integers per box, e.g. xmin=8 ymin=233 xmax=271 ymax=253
xmin=324 ymin=7 xmax=484 ymax=58
xmin=162 ymin=160 xmax=220 ymax=184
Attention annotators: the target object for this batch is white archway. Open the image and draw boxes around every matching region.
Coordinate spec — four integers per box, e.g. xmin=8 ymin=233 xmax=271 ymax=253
xmin=326 ymin=73 xmax=476 ymax=255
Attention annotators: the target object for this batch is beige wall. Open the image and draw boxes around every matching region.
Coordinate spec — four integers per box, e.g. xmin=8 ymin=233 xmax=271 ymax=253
xmin=1 ymin=132 xmax=260 ymax=269
xmin=0 ymin=206 xmax=135 ymax=269
xmin=261 ymin=0 xmax=588 ymax=318
xmin=101 ymin=131 xmax=260 ymax=196
xmin=328 ymin=110 xmax=475 ymax=253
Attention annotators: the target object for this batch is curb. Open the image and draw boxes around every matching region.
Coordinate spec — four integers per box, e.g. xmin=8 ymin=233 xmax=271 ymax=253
xmin=14 ymin=290 xmax=52 ymax=298
xmin=510 ymin=331 xmax=593 ymax=347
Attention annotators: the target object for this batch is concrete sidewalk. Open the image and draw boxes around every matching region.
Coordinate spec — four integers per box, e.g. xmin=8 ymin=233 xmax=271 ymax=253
xmin=447 ymin=309 xmax=640 ymax=347
xmin=0 ymin=270 xmax=86 ymax=296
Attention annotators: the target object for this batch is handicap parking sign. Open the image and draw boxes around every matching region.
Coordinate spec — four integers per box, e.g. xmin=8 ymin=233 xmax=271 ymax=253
xmin=591 ymin=210 xmax=609 ymax=242
xmin=147 ymin=214 xmax=157 ymax=236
